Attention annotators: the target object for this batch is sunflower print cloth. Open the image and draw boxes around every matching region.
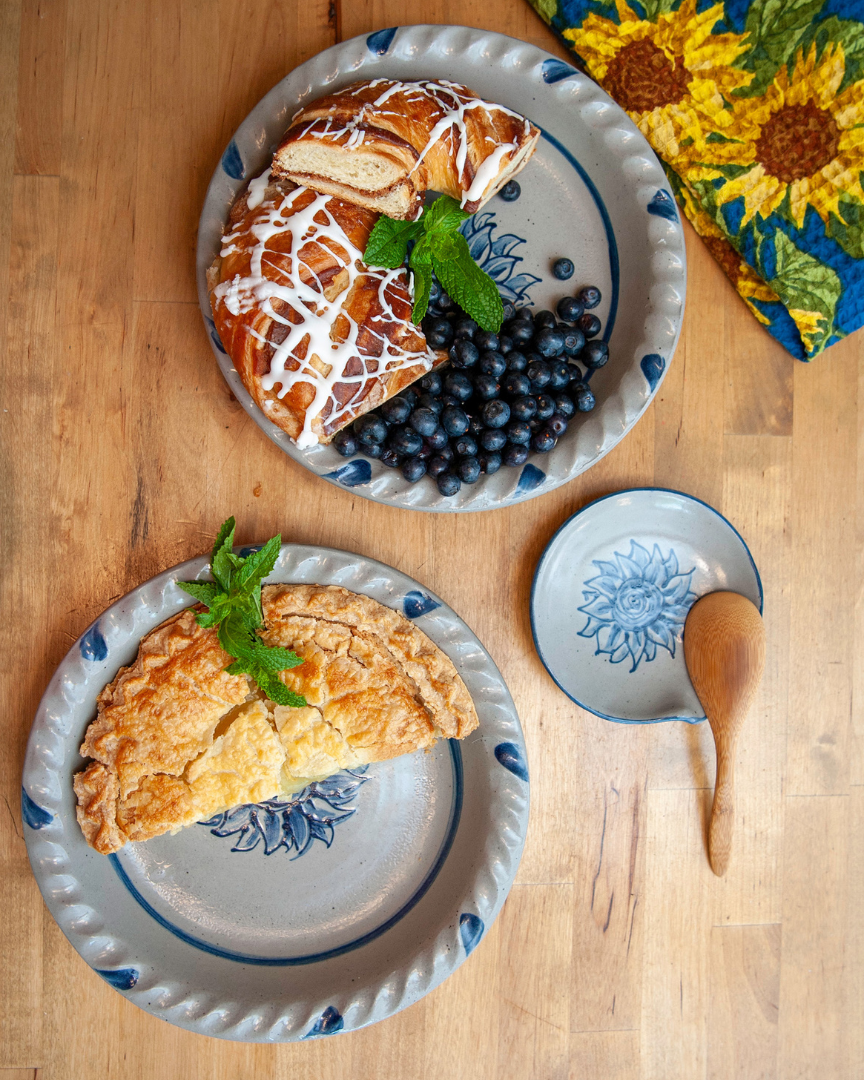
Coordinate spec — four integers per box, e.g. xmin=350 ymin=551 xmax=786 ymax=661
xmin=529 ymin=0 xmax=864 ymax=359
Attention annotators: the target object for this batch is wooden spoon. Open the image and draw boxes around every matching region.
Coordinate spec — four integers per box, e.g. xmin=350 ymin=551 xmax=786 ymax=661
xmin=683 ymin=592 xmax=765 ymax=876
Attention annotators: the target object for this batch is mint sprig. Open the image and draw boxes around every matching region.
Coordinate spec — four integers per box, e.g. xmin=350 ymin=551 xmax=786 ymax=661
xmin=364 ymin=196 xmax=504 ymax=333
xmin=179 ymin=517 xmax=306 ymax=708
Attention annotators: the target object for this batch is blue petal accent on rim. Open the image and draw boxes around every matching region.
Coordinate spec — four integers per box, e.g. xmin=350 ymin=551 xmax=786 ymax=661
xmin=238 ymin=545 xmax=263 ymax=558
xmin=96 ymin=967 xmax=139 ymax=990
xmin=210 ymin=330 xmax=226 ymax=354
xmin=494 ymin=743 xmax=528 ymax=783
xmin=366 ymin=27 xmax=397 ymax=55
xmin=304 ymin=1005 xmax=344 ymax=1037
xmin=542 ymin=58 xmax=578 ymax=83
xmin=459 ymin=913 xmax=484 ymax=956
xmin=516 ymin=464 xmax=546 ymax=495
xmin=324 ymin=460 xmax=372 ymax=488
xmin=80 ymin=623 xmax=108 ymax=662
xmin=21 ymin=788 xmax=53 ymax=829
xmin=640 ymin=353 xmax=666 ymax=391
xmin=403 ymin=590 xmax=440 ymax=619
xmin=647 ymin=190 xmax=678 ymax=221
xmin=221 ymin=140 xmax=245 ymax=180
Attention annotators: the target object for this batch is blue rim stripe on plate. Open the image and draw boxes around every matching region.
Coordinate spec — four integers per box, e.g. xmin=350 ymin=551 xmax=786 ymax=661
xmin=494 ymin=743 xmax=529 ymax=782
xmin=366 ymin=27 xmax=397 ymax=55
xmin=529 ymin=487 xmax=763 ymax=724
xmin=80 ymin=622 xmax=108 ymax=662
xmin=459 ymin=913 xmax=484 ymax=955
xmin=96 ymin=967 xmax=139 ymax=990
xmin=108 ymin=741 xmax=463 ymax=966
xmin=303 ymin=1005 xmax=344 ymax=1037
xmin=21 ymin=788 xmax=53 ymax=829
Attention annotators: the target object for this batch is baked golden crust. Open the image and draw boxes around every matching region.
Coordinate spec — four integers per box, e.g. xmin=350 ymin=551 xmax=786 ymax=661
xmin=209 ymin=180 xmax=445 ymax=449
xmin=74 ymin=585 xmax=478 ymax=854
xmin=272 ymin=80 xmax=540 ymax=219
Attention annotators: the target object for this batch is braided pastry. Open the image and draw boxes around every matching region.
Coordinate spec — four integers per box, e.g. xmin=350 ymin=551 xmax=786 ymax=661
xmin=272 ymin=79 xmax=540 ymax=220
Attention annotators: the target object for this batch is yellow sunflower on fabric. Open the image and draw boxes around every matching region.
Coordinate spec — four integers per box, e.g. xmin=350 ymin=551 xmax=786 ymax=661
xmin=563 ymin=0 xmax=753 ymax=164
xmin=686 ymin=42 xmax=864 ymax=228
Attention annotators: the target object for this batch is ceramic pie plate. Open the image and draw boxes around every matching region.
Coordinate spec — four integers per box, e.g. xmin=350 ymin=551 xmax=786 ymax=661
xmin=196 ymin=24 xmax=687 ymax=511
xmin=531 ymin=489 xmax=763 ymax=722
xmin=22 ymin=545 xmax=528 ymax=1041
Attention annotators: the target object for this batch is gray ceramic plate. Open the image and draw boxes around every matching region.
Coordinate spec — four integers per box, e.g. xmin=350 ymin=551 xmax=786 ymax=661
xmin=196 ymin=25 xmax=686 ymax=511
xmin=22 ymin=546 xmax=528 ymax=1041
xmin=531 ymin=489 xmax=762 ymax=723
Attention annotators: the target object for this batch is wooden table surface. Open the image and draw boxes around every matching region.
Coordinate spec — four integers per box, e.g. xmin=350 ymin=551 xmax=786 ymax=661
xmin=2 ymin=1 xmax=862 ymax=1078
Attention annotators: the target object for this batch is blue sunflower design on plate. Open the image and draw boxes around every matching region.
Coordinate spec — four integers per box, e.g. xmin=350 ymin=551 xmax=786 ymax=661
xmin=577 ymin=541 xmax=697 ymax=672
xmin=199 ymin=767 xmax=369 ymax=857
xmin=460 ymin=212 xmax=541 ymax=306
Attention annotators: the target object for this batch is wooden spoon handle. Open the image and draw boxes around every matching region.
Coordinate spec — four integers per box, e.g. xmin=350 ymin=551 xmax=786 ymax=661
xmin=709 ymin=748 xmax=735 ymax=877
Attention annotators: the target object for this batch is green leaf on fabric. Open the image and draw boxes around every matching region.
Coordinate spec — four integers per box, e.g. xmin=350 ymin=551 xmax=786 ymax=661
xmin=705 ymin=132 xmax=744 ymax=144
xmin=641 ymin=0 xmax=679 ymax=20
xmin=796 ymin=15 xmax=864 ymax=92
xmin=533 ymin=0 xmax=558 ymax=24
xmin=827 ymin=193 xmax=864 ymax=260
xmin=768 ymin=231 xmax=842 ymax=353
xmin=733 ymin=0 xmax=825 ymax=96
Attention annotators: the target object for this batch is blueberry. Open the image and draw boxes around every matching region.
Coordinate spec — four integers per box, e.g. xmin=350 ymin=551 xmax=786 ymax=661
xmin=547 ymin=412 xmax=568 ymax=437
xmin=473 ymin=374 xmax=500 ymax=401
xmin=402 ymin=456 xmax=427 ymax=482
xmin=579 ymin=285 xmax=602 ymax=309
xmin=534 ymin=310 xmax=557 ymax=330
xmin=579 ymin=313 xmax=602 ymax=338
xmin=534 ymin=328 xmax=565 ymax=358
xmin=453 ymin=318 xmax=477 ymax=340
xmin=381 ymin=447 xmax=403 ymax=467
xmin=510 ymin=394 xmax=538 ymax=421
xmin=468 ymin=415 xmax=485 ymax=437
xmin=497 ymin=334 xmax=513 ymax=356
xmin=415 ymin=442 xmax=432 ymax=460
xmin=436 ymin=470 xmax=461 ymax=497
xmin=425 ymin=425 xmax=449 ymax=451
xmin=502 ymin=301 xmax=516 ymax=322
xmin=506 ymin=420 xmax=532 ymax=445
xmin=563 ymin=328 xmax=586 ymax=356
xmin=552 ymin=258 xmax=574 ymax=280
xmin=409 ymin=407 xmax=440 ymax=437
xmin=424 ymin=315 xmax=454 ymax=346
xmin=441 ymin=405 xmax=470 ymax=437
xmin=427 ymin=455 xmax=450 ymax=478
xmin=481 ymin=399 xmax=511 ymax=429
xmin=437 ymin=444 xmax=455 ymax=463
xmin=480 ymin=428 xmax=507 ymax=451
xmin=439 ymin=393 xmax=459 ymax=408
xmin=554 ymin=393 xmax=575 ymax=419
xmin=420 ymin=371 xmax=443 ymax=395
xmin=573 ymin=384 xmax=596 ymax=412
xmin=506 ymin=350 xmax=528 ymax=372
xmin=502 ymin=444 xmax=529 ymax=467
xmin=388 ymin=426 xmax=423 ymax=456
xmin=535 ymin=393 xmax=556 ymax=421
xmin=503 ymin=372 xmax=531 ymax=397
xmin=428 ymin=280 xmax=442 ymax=306
xmin=556 ymin=296 xmax=584 ymax=323
xmin=449 ymin=339 xmax=479 ymax=369
xmin=531 ymin=429 xmax=557 ymax=453
xmin=362 ymin=441 xmax=384 ymax=459
xmin=333 ymin=429 xmax=357 ymax=457
xmin=444 ymin=372 xmax=473 ymax=402
xmin=479 ymin=451 xmax=502 ymax=474
xmin=527 ymin=360 xmax=551 ymax=389
xmin=474 ymin=331 xmax=499 ymax=353
xmin=400 ymin=388 xmax=419 ymax=411
xmin=437 ymin=290 xmax=455 ymax=311
xmin=417 ymin=393 xmax=443 ymax=415
xmin=581 ymin=340 xmax=609 ymax=369
xmin=548 ymin=360 xmax=572 ymax=390
xmin=479 ymin=351 xmax=507 ymax=378
xmin=567 ymin=362 xmax=584 ymax=383
xmin=356 ymin=415 xmax=388 ymax=446
xmin=507 ymin=319 xmax=534 ymax=344
xmin=499 ymin=179 xmax=521 ymax=201
xmin=457 ymin=456 xmax=481 ymax=484
xmin=454 ymin=435 xmax=478 ymax=458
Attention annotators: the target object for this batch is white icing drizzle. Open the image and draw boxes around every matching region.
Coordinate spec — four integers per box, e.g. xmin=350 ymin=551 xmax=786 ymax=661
xmin=293 ymin=81 xmax=532 ymax=207
xmin=214 ymin=187 xmax=434 ymax=449
xmin=246 ymin=167 xmax=272 ymax=210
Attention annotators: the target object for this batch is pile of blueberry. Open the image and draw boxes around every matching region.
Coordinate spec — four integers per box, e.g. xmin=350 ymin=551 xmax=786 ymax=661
xmin=332 ymin=268 xmax=608 ymax=498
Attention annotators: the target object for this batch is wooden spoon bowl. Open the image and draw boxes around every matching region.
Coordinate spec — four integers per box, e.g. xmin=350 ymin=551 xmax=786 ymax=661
xmin=684 ymin=592 xmax=765 ymax=876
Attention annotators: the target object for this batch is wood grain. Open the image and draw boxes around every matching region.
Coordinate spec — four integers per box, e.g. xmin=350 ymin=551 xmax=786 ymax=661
xmin=1 ymin=2 xmax=862 ymax=1078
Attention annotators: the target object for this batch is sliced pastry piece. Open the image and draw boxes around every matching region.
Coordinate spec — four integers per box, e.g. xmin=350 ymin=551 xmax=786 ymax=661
xmin=208 ymin=178 xmax=445 ymax=449
xmin=74 ymin=585 xmax=478 ymax=854
xmin=272 ymin=80 xmax=540 ymax=219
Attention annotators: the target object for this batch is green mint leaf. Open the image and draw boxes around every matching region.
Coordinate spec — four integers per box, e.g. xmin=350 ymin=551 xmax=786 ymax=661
xmin=254 ymin=666 xmax=307 ymax=708
xmin=178 ymin=581 xmax=220 ymax=607
xmin=409 ymin=238 xmax=433 ymax=324
xmin=210 ymin=517 xmax=237 ymax=591
xmin=249 ymin=642 xmax=304 ymax=672
xmin=217 ymin=613 xmax=257 ymax=662
xmin=433 ymin=232 xmax=503 ymax=333
xmin=364 ymin=216 xmax=423 ymax=269
xmin=422 ymin=195 xmax=470 ymax=235
xmin=233 ymin=534 xmax=281 ymax=596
